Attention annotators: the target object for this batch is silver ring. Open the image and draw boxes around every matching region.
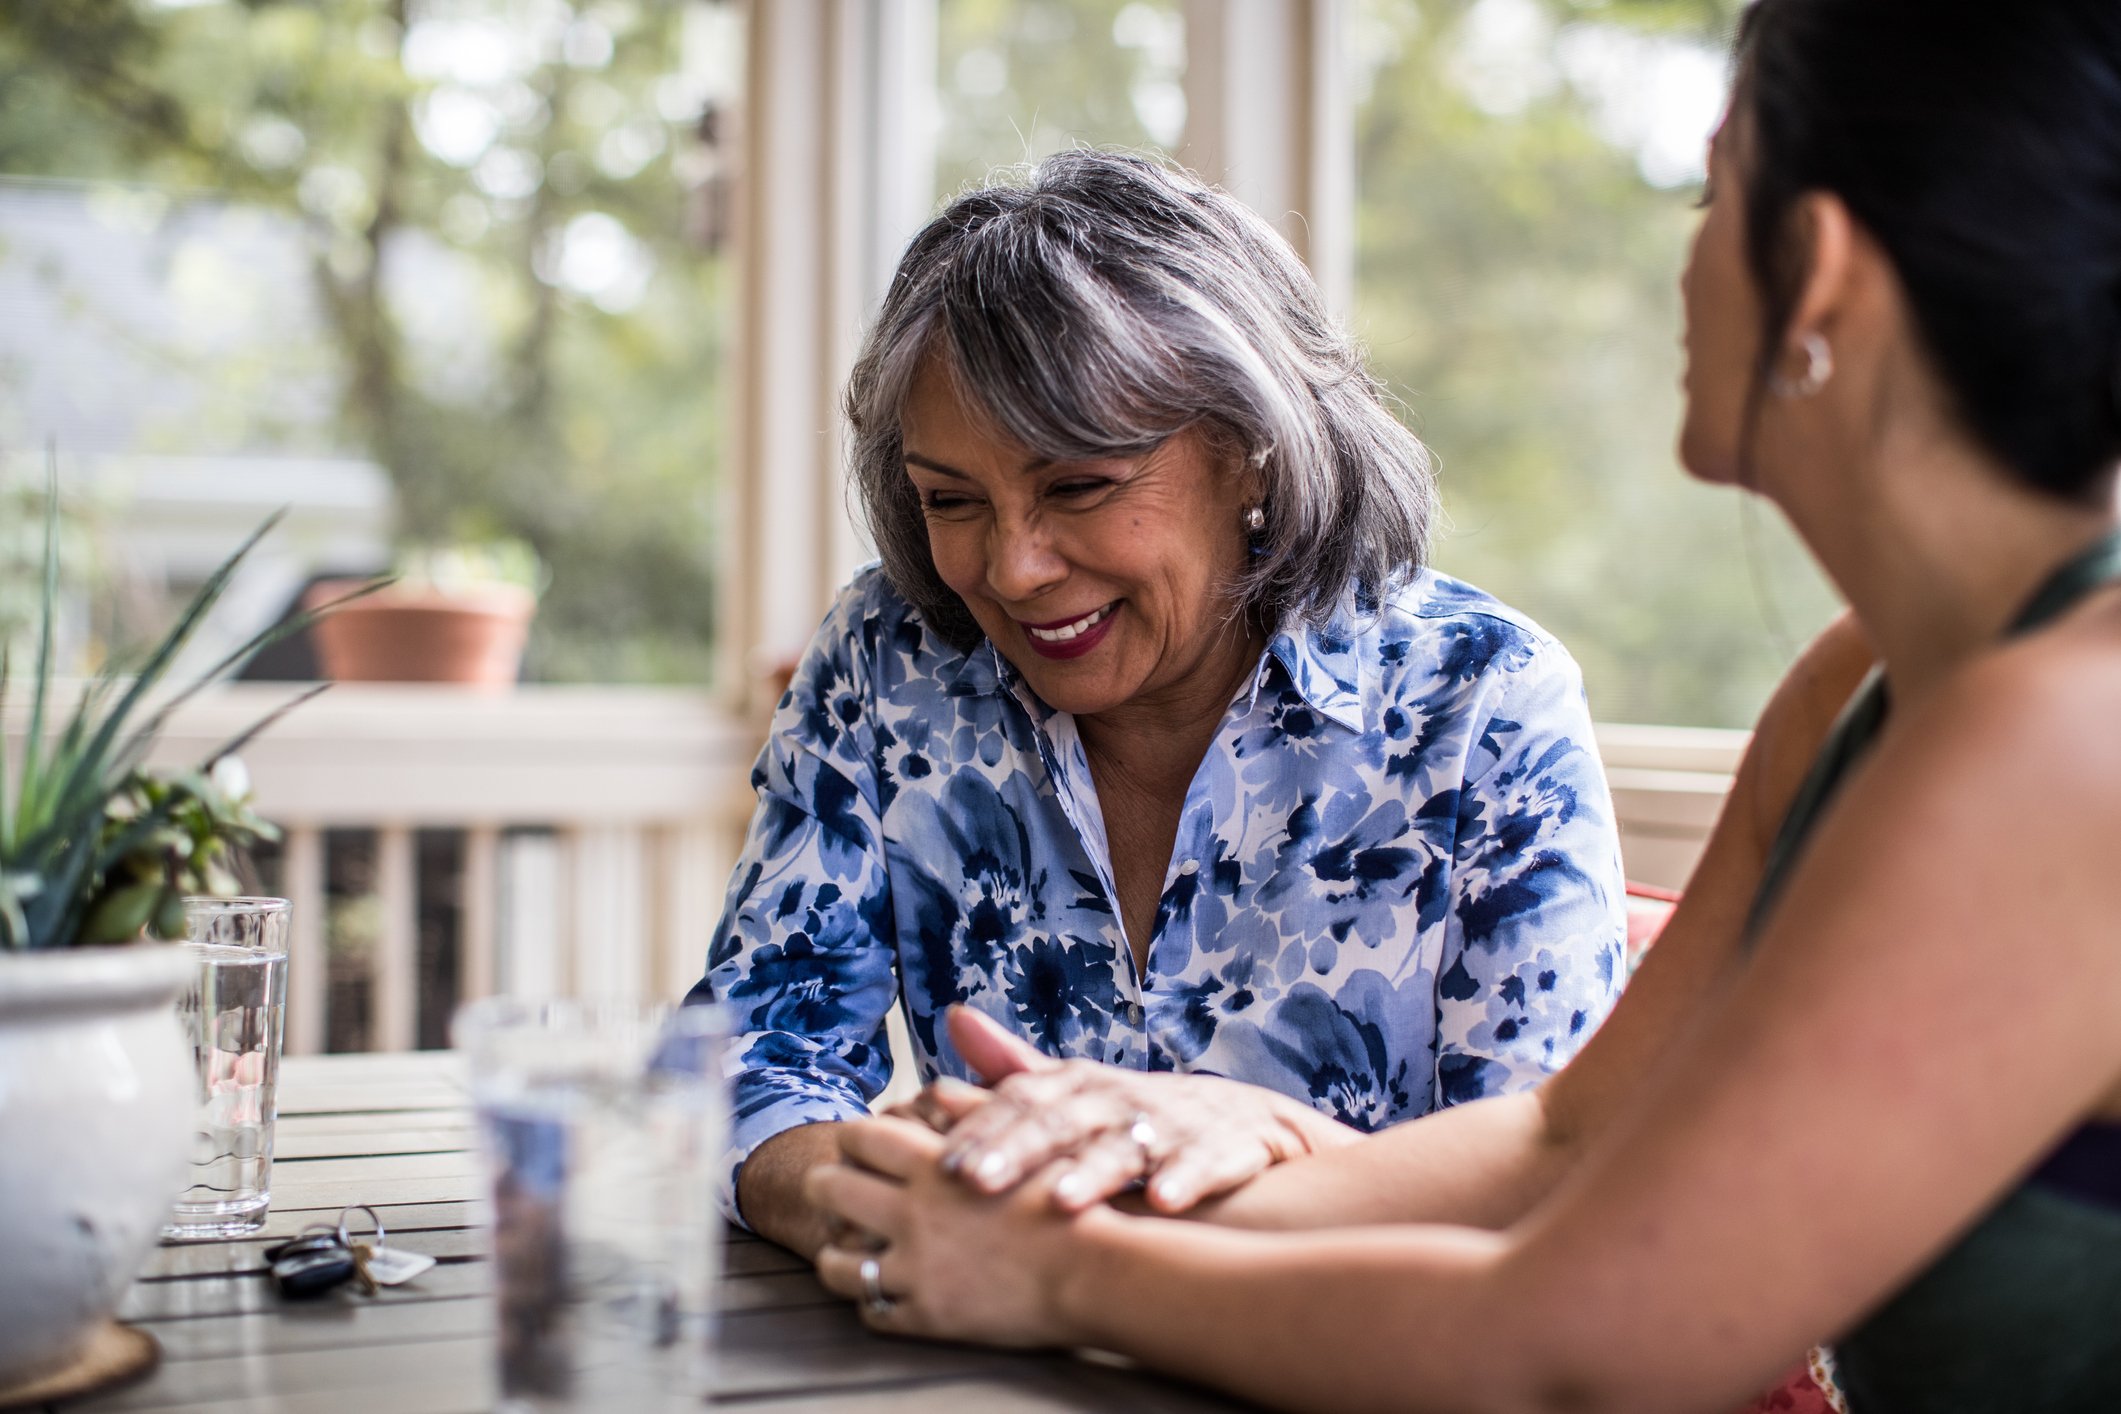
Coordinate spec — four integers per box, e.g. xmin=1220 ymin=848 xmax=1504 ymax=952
xmin=1127 ymin=1111 xmax=1158 ymax=1168
xmin=858 ymin=1254 xmax=892 ymax=1316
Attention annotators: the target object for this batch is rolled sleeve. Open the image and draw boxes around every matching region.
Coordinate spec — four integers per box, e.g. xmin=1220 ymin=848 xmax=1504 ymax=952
xmin=1432 ymin=636 xmax=1627 ymax=1109
xmin=687 ymin=602 xmax=901 ymax=1227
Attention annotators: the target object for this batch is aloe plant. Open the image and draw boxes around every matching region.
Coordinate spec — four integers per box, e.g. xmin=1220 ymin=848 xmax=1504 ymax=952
xmin=1 ymin=453 xmax=379 ymax=949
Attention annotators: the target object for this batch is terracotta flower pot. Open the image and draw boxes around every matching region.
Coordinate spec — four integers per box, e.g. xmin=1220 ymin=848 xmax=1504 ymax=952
xmin=305 ymin=581 xmax=536 ymax=690
xmin=0 ymin=945 xmax=194 ymax=1386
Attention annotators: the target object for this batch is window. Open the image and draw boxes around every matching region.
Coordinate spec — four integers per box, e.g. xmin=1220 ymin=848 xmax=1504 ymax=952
xmin=0 ymin=0 xmax=739 ymax=683
xmin=1350 ymin=0 xmax=1837 ymax=726
xmin=935 ymin=0 xmax=1184 ymax=197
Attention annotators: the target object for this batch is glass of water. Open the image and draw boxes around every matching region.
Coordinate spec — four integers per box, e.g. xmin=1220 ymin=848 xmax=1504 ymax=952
xmin=455 ymin=998 xmax=729 ymax=1412
xmin=162 ymin=896 xmax=289 ymax=1241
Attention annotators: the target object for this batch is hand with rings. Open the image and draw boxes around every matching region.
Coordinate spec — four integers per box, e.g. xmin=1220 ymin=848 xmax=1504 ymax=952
xmin=806 ymin=1116 xmax=1083 ymax=1346
xmin=909 ymin=1007 xmax=1358 ymax=1214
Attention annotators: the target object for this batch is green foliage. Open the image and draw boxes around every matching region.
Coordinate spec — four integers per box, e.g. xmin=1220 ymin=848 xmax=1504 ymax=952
xmin=1351 ymin=0 xmax=1838 ymax=725
xmin=0 ymin=0 xmax=728 ymax=683
xmin=79 ymin=767 xmax=271 ymax=944
xmin=1 ymin=459 xmax=370 ymax=949
xmin=936 ymin=0 xmax=1183 ymax=196
xmin=934 ymin=0 xmax=1829 ymax=726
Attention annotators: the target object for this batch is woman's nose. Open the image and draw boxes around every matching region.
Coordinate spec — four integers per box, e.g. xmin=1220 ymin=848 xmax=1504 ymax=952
xmin=984 ymin=513 xmax=1067 ymax=604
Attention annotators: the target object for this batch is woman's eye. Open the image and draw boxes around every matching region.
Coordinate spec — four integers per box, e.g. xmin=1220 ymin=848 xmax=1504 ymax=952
xmin=918 ymin=490 xmax=973 ymax=512
xmin=1048 ymin=479 xmax=1109 ymax=500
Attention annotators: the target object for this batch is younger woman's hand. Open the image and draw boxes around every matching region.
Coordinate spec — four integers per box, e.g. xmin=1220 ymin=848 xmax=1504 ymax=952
xmin=808 ymin=1116 xmax=1093 ymax=1348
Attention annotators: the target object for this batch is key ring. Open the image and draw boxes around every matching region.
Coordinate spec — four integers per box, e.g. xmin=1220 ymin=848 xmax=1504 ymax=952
xmin=337 ymin=1204 xmax=386 ymax=1252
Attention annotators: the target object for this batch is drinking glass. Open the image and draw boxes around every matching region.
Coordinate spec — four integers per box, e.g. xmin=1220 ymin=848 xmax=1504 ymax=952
xmin=455 ymin=998 xmax=729 ymax=1412
xmin=162 ymin=896 xmax=289 ymax=1240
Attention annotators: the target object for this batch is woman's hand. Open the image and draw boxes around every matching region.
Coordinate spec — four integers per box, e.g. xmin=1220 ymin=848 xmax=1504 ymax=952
xmin=931 ymin=1006 xmax=1358 ymax=1214
xmin=808 ymin=1116 xmax=1095 ymax=1348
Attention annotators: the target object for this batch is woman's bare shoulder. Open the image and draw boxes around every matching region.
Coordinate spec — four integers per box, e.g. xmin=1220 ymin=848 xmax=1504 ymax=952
xmin=1937 ymin=590 xmax=2121 ymax=775
xmin=1734 ymin=611 xmax=1876 ymax=854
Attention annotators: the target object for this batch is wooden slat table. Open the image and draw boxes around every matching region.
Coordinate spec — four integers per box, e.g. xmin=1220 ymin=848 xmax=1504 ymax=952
xmin=64 ymin=1052 xmax=1248 ymax=1413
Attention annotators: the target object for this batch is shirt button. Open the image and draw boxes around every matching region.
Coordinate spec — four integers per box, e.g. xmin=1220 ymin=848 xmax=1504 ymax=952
xmin=1178 ymin=859 xmax=1198 ymax=876
xmin=1125 ymin=1001 xmax=1145 ymax=1027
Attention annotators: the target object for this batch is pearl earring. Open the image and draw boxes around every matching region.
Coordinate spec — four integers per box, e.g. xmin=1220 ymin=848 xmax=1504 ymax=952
xmin=1242 ymin=506 xmax=1266 ymax=535
xmin=1770 ymin=332 xmax=1834 ymax=398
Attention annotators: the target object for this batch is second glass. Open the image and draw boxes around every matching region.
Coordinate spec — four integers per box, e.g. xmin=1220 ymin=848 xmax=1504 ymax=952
xmin=162 ymin=896 xmax=289 ymax=1240
xmin=456 ymin=998 xmax=729 ymax=1412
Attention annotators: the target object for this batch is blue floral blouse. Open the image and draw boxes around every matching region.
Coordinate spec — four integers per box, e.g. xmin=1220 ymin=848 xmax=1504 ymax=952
xmin=690 ymin=565 xmax=1627 ymax=1222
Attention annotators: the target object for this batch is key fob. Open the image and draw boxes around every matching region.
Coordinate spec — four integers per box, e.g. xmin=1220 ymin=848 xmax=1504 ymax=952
xmin=263 ymin=1231 xmax=340 ymax=1264
xmin=270 ymin=1236 xmax=356 ymax=1299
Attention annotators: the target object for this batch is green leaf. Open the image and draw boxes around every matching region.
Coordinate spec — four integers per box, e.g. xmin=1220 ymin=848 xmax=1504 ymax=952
xmin=17 ymin=447 xmax=60 ymax=838
xmin=80 ymin=881 xmax=163 ymax=946
xmin=0 ymin=643 xmax=11 ymax=857
xmin=151 ymin=890 xmax=188 ymax=943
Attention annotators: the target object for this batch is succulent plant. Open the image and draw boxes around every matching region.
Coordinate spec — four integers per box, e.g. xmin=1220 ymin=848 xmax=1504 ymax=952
xmin=1 ymin=452 xmax=377 ymax=949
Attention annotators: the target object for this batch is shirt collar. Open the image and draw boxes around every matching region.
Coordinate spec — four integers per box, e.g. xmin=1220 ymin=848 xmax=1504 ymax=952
xmin=936 ymin=633 xmax=1008 ymax=697
xmin=1255 ymin=604 xmax=1368 ymax=734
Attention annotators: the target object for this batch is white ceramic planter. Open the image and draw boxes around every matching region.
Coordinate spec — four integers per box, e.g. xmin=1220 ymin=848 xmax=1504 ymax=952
xmin=0 ymin=945 xmax=194 ymax=1387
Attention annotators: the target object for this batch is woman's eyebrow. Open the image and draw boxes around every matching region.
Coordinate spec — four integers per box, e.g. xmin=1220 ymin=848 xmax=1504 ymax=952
xmin=903 ymin=452 xmax=968 ymax=479
xmin=903 ymin=452 xmax=1058 ymax=478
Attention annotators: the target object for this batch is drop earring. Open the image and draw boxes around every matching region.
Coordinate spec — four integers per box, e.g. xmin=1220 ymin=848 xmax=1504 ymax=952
xmin=1242 ymin=506 xmax=1266 ymax=535
xmin=1769 ymin=332 xmax=1834 ymax=398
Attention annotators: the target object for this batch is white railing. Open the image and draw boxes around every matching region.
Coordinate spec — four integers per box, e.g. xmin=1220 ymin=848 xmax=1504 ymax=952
xmin=137 ymin=684 xmax=761 ymax=1055
xmin=1597 ymin=722 xmax=1746 ymax=892
xmin=8 ymin=687 xmax=1741 ymax=1055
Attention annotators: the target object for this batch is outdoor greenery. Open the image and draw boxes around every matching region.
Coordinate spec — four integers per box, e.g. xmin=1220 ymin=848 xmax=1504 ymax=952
xmin=936 ymin=0 xmax=1184 ymax=195
xmin=935 ymin=0 xmax=1840 ymax=727
xmin=0 ymin=0 xmax=731 ymax=682
xmin=2 ymin=0 xmax=1841 ymax=722
xmin=1350 ymin=0 xmax=1838 ymax=725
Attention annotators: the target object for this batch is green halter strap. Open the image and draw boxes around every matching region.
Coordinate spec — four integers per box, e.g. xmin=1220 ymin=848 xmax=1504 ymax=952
xmin=1745 ymin=526 xmax=2121 ymax=942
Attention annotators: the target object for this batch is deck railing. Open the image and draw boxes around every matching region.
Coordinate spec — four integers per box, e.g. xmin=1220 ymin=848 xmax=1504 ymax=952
xmin=127 ymin=684 xmax=759 ymax=1055
xmin=1596 ymin=722 xmax=1746 ymax=893
xmin=8 ymin=687 xmax=1740 ymax=1055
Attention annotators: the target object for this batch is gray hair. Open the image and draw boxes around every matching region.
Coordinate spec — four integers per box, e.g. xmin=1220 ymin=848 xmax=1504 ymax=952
xmin=845 ymin=149 xmax=1435 ymax=649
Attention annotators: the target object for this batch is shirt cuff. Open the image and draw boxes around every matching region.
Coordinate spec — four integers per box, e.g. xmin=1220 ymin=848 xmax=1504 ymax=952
xmin=719 ymin=1078 xmax=875 ymax=1231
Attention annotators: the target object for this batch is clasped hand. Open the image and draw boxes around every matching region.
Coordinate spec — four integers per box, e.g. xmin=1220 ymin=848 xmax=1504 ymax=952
xmin=885 ymin=1006 xmax=1355 ymax=1214
xmin=805 ymin=1008 xmax=1355 ymax=1342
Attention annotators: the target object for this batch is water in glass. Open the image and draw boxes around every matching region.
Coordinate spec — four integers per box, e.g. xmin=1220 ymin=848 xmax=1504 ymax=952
xmin=163 ymin=898 xmax=289 ymax=1240
xmin=458 ymin=999 xmax=727 ymax=1412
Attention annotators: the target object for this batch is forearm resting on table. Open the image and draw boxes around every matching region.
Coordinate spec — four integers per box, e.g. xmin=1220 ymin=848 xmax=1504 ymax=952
xmin=736 ymin=1121 xmax=849 ymax=1258
xmin=1056 ymin=1211 xmax=1550 ymax=1414
xmin=1187 ymin=1087 xmax=1568 ymax=1232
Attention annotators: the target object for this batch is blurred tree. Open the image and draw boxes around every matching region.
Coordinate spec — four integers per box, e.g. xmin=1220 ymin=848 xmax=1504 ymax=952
xmin=936 ymin=0 xmax=1184 ymax=196
xmin=0 ymin=0 xmax=734 ymax=683
xmin=932 ymin=0 xmax=1832 ymax=727
xmin=1352 ymin=0 xmax=1839 ymax=726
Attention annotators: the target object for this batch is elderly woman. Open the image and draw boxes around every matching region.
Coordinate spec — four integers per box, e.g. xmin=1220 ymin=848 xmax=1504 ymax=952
xmin=805 ymin=3 xmax=2121 ymax=1409
xmin=693 ymin=150 xmax=1627 ymax=1256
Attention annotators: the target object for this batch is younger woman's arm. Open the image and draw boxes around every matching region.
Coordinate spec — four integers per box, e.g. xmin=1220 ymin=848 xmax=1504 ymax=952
xmin=1187 ymin=614 xmax=1875 ymax=1233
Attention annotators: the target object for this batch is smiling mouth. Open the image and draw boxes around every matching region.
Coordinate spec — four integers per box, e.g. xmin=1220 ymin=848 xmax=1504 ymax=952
xmin=1021 ymin=603 xmax=1117 ymax=644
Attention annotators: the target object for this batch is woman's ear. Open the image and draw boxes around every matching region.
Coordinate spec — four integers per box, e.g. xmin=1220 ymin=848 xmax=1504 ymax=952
xmin=1779 ymin=191 xmax=1857 ymax=361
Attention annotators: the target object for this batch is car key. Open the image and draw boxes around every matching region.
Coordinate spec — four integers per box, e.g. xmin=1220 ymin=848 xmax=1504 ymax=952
xmin=265 ymin=1228 xmax=356 ymax=1299
xmin=352 ymin=1239 xmax=437 ymax=1288
xmin=339 ymin=1204 xmax=435 ymax=1292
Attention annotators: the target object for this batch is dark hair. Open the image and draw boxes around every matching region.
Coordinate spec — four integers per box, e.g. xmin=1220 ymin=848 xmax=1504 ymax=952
xmin=843 ymin=150 xmax=1435 ymax=650
xmin=1735 ymin=0 xmax=2121 ymax=501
